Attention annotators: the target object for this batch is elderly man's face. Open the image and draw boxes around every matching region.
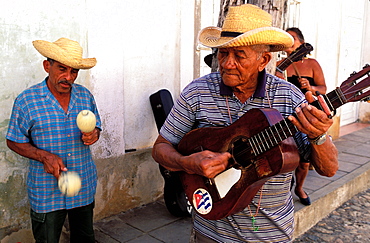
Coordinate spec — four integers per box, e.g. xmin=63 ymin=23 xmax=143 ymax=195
xmin=217 ymin=46 xmax=270 ymax=91
xmin=43 ymin=59 xmax=79 ymax=95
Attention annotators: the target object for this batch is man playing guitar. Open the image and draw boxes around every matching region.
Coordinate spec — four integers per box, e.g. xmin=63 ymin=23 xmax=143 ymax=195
xmin=152 ymin=4 xmax=338 ymax=242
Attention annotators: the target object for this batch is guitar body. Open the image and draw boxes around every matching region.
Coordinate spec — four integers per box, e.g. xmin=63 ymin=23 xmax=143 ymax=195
xmin=178 ymin=108 xmax=300 ymax=220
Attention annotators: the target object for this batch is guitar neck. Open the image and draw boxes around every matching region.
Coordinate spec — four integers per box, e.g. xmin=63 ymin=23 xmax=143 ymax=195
xmin=248 ymin=117 xmax=298 ymax=157
xmin=275 ymin=43 xmax=314 ymax=73
xmin=276 ymin=59 xmax=293 ymax=73
xmin=249 ymin=88 xmax=346 ymax=157
xmin=311 ymin=88 xmax=346 ymax=113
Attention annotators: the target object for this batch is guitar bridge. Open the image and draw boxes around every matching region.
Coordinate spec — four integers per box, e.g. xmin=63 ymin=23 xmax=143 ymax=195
xmin=253 ymin=157 xmax=272 ymax=178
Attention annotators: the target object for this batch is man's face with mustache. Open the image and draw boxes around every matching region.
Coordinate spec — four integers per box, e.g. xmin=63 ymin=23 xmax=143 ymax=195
xmin=43 ymin=59 xmax=79 ymax=95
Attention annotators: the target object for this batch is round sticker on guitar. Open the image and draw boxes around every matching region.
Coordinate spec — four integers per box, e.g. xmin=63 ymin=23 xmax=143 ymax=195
xmin=193 ymin=188 xmax=212 ymax=215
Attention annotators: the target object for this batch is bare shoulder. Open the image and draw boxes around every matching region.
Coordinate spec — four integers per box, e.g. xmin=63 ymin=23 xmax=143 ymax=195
xmin=305 ymin=58 xmax=320 ymax=65
xmin=305 ymin=58 xmax=323 ymax=69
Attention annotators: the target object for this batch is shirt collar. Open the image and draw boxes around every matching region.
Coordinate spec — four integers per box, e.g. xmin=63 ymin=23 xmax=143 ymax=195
xmin=39 ymin=78 xmax=50 ymax=96
xmin=220 ymin=69 xmax=267 ymax=98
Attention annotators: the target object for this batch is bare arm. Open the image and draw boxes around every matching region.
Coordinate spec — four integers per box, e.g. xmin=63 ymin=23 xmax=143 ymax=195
xmin=6 ymin=127 xmax=100 ymax=178
xmin=300 ymin=59 xmax=327 ymax=95
xmin=152 ymin=135 xmax=231 ymax=179
xmin=288 ymin=92 xmax=338 ymax=176
xmin=309 ymin=137 xmax=338 ymax=176
xmin=6 ymin=139 xmax=67 ymax=179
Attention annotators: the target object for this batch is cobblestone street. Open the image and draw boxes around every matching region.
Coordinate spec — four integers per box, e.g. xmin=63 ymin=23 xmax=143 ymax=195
xmin=294 ymin=188 xmax=370 ymax=242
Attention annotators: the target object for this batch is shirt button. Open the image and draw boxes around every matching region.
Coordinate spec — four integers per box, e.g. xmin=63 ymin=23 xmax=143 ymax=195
xmin=68 ymin=153 xmax=71 ymax=156
xmin=238 ymin=112 xmax=244 ymax=117
xmin=67 ymin=134 xmax=71 ymax=137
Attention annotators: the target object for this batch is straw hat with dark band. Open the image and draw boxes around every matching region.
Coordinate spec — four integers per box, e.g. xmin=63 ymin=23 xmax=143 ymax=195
xmin=198 ymin=4 xmax=293 ymax=52
xmin=33 ymin=37 xmax=96 ymax=69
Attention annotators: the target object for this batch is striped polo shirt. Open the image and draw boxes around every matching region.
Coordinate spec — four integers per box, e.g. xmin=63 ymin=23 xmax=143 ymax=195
xmin=6 ymin=78 xmax=101 ymax=213
xmin=160 ymin=70 xmax=310 ymax=242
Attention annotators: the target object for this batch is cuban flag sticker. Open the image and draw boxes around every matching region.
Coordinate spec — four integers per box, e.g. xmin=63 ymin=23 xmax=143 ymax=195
xmin=193 ymin=188 xmax=212 ymax=215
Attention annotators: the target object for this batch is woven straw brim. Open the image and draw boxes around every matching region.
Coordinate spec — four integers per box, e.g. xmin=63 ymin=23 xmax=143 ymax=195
xmin=33 ymin=40 xmax=96 ymax=69
xmin=199 ymin=26 xmax=293 ymax=52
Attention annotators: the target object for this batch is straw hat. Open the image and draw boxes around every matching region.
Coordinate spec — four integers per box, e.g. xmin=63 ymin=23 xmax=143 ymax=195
xmin=32 ymin=37 xmax=96 ymax=69
xmin=198 ymin=4 xmax=293 ymax=52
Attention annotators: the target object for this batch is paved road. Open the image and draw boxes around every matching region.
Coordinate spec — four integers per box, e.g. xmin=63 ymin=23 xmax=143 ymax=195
xmin=294 ymin=188 xmax=370 ymax=243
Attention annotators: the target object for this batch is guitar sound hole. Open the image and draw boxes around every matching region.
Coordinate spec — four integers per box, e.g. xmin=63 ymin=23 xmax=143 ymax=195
xmin=229 ymin=136 xmax=253 ymax=168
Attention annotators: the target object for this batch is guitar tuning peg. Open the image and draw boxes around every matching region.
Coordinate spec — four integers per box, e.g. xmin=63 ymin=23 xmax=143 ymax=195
xmin=350 ymin=71 xmax=357 ymax=77
xmin=364 ymin=64 xmax=370 ymax=68
xmin=362 ymin=96 xmax=370 ymax=103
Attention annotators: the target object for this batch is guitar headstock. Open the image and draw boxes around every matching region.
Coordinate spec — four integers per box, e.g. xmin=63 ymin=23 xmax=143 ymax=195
xmin=287 ymin=43 xmax=314 ymax=63
xmin=339 ymin=64 xmax=370 ymax=103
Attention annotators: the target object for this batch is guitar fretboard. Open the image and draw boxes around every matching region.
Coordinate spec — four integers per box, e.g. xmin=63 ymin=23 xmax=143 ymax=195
xmin=232 ymin=89 xmax=346 ymax=167
xmin=276 ymin=59 xmax=293 ymax=73
xmin=228 ymin=64 xmax=370 ymax=168
xmin=249 ymin=118 xmax=299 ymax=156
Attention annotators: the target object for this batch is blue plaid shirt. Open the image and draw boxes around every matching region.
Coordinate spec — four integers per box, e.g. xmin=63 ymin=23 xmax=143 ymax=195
xmin=6 ymin=78 xmax=101 ymax=213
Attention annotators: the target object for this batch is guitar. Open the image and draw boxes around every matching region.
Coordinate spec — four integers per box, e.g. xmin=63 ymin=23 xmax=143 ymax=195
xmin=177 ymin=64 xmax=370 ymax=220
xmin=276 ymin=43 xmax=313 ymax=73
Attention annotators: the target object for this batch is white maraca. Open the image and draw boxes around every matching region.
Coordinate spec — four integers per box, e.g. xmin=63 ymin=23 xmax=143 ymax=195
xmin=76 ymin=110 xmax=96 ymax=133
xmin=58 ymin=171 xmax=82 ymax=197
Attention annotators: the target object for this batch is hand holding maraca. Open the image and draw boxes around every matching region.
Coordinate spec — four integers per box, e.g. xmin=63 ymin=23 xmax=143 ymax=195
xmin=58 ymin=171 xmax=82 ymax=197
xmin=76 ymin=110 xmax=100 ymax=145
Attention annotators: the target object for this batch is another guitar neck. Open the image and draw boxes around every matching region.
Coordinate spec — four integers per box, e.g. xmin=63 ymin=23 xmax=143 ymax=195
xmin=276 ymin=59 xmax=293 ymax=73
xmin=275 ymin=43 xmax=314 ymax=73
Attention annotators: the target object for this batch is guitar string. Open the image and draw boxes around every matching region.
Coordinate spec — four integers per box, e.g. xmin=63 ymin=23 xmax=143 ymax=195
xmin=330 ymin=71 xmax=370 ymax=103
xmin=231 ymin=116 xmax=298 ymax=161
xmin=277 ymin=47 xmax=308 ymax=72
xmin=315 ymin=81 xmax=367 ymax=109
